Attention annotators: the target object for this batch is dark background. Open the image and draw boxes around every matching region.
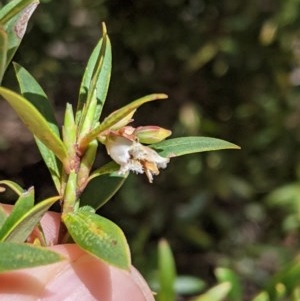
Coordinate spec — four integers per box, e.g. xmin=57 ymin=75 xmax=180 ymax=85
xmin=2 ymin=0 xmax=300 ymax=299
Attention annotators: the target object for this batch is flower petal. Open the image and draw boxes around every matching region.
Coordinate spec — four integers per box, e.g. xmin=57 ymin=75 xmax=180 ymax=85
xmin=105 ymin=132 xmax=170 ymax=182
xmin=105 ymin=133 xmax=133 ymax=166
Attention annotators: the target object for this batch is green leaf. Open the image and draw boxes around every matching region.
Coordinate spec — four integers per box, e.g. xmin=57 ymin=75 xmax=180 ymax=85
xmin=0 ymin=180 xmax=24 ymax=196
xmin=79 ymin=93 xmax=168 ymax=151
xmin=174 ymin=276 xmax=206 ymax=295
xmin=0 ymin=0 xmax=39 ymax=71
xmin=267 ymin=259 xmax=300 ymax=299
xmin=151 ymin=136 xmax=240 ymax=157
xmin=62 ymin=103 xmax=77 ymax=156
xmin=80 ymin=166 xmax=127 ymax=210
xmin=0 ymin=0 xmax=38 ymax=24
xmin=0 ymin=187 xmax=34 ymax=242
xmin=215 ymin=267 xmax=243 ymax=301
xmin=192 ymin=282 xmax=231 ymax=301
xmin=63 ymin=170 xmax=78 ymax=213
xmin=158 ymin=239 xmax=177 ymax=301
xmin=251 ymin=292 xmax=270 ymax=301
xmin=3 ymin=195 xmax=60 ymax=243
xmin=0 ymin=87 xmax=67 ymax=164
xmin=63 ymin=210 xmax=131 ymax=270
xmin=87 ymin=161 xmax=121 ymax=183
xmin=13 ymin=62 xmax=60 ymax=137
xmin=76 ymin=23 xmax=111 ymax=127
xmin=77 ymin=139 xmax=98 ymax=193
xmin=0 ymin=26 xmax=7 ymax=84
xmin=0 ymin=242 xmax=64 ymax=272
xmin=78 ymin=205 xmax=95 ymax=214
xmin=265 ymin=183 xmax=300 ymax=208
xmin=14 ymin=63 xmax=62 ymax=192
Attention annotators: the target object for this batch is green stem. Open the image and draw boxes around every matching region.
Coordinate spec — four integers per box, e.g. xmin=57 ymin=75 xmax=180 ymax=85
xmin=77 ymin=140 xmax=98 ymax=194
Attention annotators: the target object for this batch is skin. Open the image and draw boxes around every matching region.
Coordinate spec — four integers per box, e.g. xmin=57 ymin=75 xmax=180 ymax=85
xmin=0 ymin=205 xmax=155 ymax=301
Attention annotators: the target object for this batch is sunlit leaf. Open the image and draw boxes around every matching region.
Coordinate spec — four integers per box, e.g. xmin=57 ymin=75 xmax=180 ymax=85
xmin=14 ymin=63 xmax=62 ymax=192
xmin=77 ymin=139 xmax=98 ymax=192
xmin=3 ymin=195 xmax=60 ymax=243
xmin=0 ymin=242 xmax=64 ymax=272
xmin=0 ymin=0 xmax=38 ymax=24
xmin=76 ymin=23 xmax=112 ymax=127
xmin=63 ymin=210 xmax=131 ymax=270
xmin=151 ymin=137 xmax=240 ymax=157
xmin=0 ymin=187 xmax=34 ymax=242
xmin=0 ymin=180 xmax=24 ymax=196
xmin=79 ymin=93 xmax=168 ymax=150
xmin=0 ymin=0 xmax=39 ymax=70
xmin=0 ymin=87 xmax=67 ymax=164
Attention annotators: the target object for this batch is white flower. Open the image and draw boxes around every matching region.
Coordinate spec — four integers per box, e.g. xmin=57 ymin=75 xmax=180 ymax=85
xmin=105 ymin=132 xmax=169 ymax=183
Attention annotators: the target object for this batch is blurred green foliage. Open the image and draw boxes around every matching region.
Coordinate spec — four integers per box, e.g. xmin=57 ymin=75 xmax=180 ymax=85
xmin=2 ymin=0 xmax=300 ymax=299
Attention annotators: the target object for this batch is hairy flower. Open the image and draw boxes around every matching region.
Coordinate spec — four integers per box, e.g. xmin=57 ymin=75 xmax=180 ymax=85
xmin=105 ymin=132 xmax=169 ymax=183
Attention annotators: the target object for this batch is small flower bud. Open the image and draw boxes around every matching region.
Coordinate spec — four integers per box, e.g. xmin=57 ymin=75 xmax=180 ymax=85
xmin=134 ymin=126 xmax=172 ymax=144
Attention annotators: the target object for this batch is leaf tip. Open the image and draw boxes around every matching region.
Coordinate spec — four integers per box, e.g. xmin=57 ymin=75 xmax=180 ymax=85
xmin=101 ymin=22 xmax=107 ymax=36
xmin=231 ymin=144 xmax=241 ymax=150
xmin=157 ymin=93 xmax=168 ymax=100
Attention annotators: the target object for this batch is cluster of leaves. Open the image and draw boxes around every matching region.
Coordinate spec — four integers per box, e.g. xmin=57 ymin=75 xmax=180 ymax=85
xmin=0 ymin=0 xmax=238 ymax=276
xmin=154 ymin=239 xmax=300 ymax=301
xmin=3 ymin=0 xmax=300 ymax=300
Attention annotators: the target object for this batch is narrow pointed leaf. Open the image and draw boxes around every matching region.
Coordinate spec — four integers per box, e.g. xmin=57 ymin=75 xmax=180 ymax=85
xmin=158 ymin=239 xmax=177 ymax=301
xmin=88 ymin=161 xmax=120 ymax=181
xmin=76 ymin=23 xmax=111 ymax=126
xmin=0 ymin=0 xmax=38 ymax=24
xmin=63 ymin=170 xmax=78 ymax=214
xmin=0 ymin=180 xmax=24 ymax=196
xmin=80 ymin=165 xmax=127 ymax=210
xmin=14 ymin=63 xmax=61 ymax=192
xmin=13 ymin=62 xmax=60 ymax=137
xmin=0 ymin=87 xmax=67 ymax=164
xmin=0 ymin=26 xmax=7 ymax=84
xmin=251 ymin=292 xmax=270 ymax=301
xmin=78 ymin=90 xmax=98 ymax=140
xmin=77 ymin=139 xmax=98 ymax=192
xmin=215 ymin=267 xmax=242 ymax=301
xmin=0 ymin=187 xmax=34 ymax=242
xmin=0 ymin=0 xmax=39 ymax=70
xmin=193 ymin=282 xmax=231 ymax=301
xmin=63 ymin=103 xmax=77 ymax=152
xmin=79 ymin=93 xmax=168 ymax=149
xmin=0 ymin=242 xmax=64 ymax=272
xmin=63 ymin=210 xmax=131 ymax=270
xmin=267 ymin=259 xmax=300 ymax=299
xmin=151 ymin=137 xmax=240 ymax=157
xmin=3 ymin=195 xmax=60 ymax=243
